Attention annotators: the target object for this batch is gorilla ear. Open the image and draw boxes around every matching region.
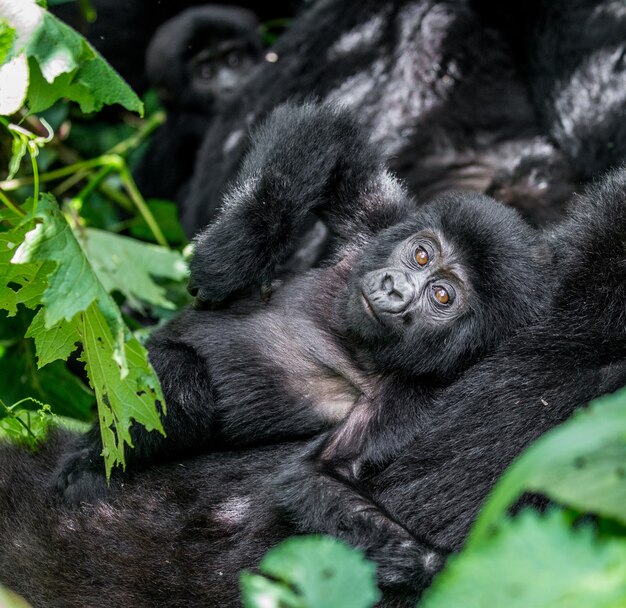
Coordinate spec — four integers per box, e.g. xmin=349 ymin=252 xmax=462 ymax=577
xmin=145 ymin=6 xmax=262 ymax=102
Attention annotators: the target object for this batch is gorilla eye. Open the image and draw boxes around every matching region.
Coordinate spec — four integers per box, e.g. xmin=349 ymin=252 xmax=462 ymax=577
xmin=197 ymin=61 xmax=214 ymax=80
xmin=226 ymin=51 xmax=241 ymax=68
xmin=415 ymin=247 xmax=429 ymax=266
xmin=434 ymin=287 xmax=450 ymax=305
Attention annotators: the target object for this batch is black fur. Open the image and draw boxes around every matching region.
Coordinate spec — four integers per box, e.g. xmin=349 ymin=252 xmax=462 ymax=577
xmin=53 ymin=105 xmax=546 ymax=521
xmin=136 ymin=0 xmax=625 ymax=234
xmin=0 ymin=169 xmax=625 ymax=607
xmin=134 ymin=6 xmax=263 ymax=201
xmin=52 ymin=0 xmax=296 ymax=92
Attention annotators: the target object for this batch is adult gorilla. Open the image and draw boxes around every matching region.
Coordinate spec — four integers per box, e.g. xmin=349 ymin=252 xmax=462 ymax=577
xmin=1 ymin=170 xmax=625 ymax=607
xmin=136 ymin=0 xmax=626 ymax=230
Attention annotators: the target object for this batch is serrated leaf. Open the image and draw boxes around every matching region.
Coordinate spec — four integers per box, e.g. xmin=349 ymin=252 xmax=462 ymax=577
xmin=65 ymin=50 xmax=142 ymax=115
xmin=1 ymin=196 xmax=165 ymax=474
xmin=77 ymin=302 xmax=164 ymax=478
xmin=0 ymin=220 xmax=48 ymax=315
xmin=471 ymin=386 xmax=626 ymax=544
xmin=423 ymin=510 xmax=626 ymax=608
xmin=242 ymin=536 xmax=380 ymax=608
xmin=25 ymin=307 xmax=78 ymax=367
xmin=78 ymin=228 xmax=188 ymax=312
xmin=13 ymin=195 xmax=100 ymax=326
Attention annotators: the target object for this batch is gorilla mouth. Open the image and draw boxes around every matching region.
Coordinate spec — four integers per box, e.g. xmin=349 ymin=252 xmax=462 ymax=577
xmin=361 ymin=291 xmax=381 ymax=324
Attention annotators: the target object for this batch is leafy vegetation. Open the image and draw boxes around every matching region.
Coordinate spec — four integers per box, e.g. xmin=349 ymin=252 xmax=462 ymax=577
xmin=1 ymin=2 xmax=625 ymax=607
xmin=241 ymin=536 xmax=380 ymax=608
xmin=0 ymin=0 xmax=188 ymax=479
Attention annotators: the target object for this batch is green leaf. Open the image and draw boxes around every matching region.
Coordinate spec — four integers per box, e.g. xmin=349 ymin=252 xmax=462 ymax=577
xmin=77 ymin=302 xmax=164 ymax=478
xmin=0 ymin=584 xmax=32 ymax=608
xmin=0 ymin=0 xmax=142 ymax=115
xmin=0 ymin=17 xmax=15 ymax=64
xmin=471 ymin=386 xmax=626 ymax=545
xmin=78 ymin=228 xmax=188 ymax=312
xmin=1 ymin=195 xmax=165 ymax=474
xmin=65 ymin=51 xmax=143 ymax=115
xmin=25 ymin=307 xmax=79 ymax=367
xmin=13 ymin=195 xmax=100 ymax=326
xmin=241 ymin=536 xmax=380 ymax=608
xmin=423 ymin=510 xmax=626 ymax=608
xmin=26 ymin=10 xmax=84 ymax=82
xmin=26 ymin=57 xmax=73 ymax=114
xmin=0 ymin=219 xmax=49 ymax=315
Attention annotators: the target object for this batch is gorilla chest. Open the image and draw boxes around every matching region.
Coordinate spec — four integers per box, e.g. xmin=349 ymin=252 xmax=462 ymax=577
xmin=264 ymin=316 xmax=368 ymax=423
xmin=205 ymin=312 xmax=368 ymax=424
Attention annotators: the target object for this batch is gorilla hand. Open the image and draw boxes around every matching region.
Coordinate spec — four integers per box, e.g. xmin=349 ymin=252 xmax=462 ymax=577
xmin=188 ymin=102 xmax=384 ymax=307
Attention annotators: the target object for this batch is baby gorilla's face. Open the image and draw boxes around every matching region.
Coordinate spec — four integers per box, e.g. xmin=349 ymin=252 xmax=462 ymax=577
xmin=338 ymin=192 xmax=545 ymax=379
xmin=357 ymin=229 xmax=470 ymax=334
xmin=340 ymin=223 xmax=477 ymax=378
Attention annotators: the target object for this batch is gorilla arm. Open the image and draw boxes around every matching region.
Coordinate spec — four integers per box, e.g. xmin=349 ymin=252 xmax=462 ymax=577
xmin=273 ymin=379 xmax=447 ymax=590
xmin=188 ymin=103 xmax=412 ymax=306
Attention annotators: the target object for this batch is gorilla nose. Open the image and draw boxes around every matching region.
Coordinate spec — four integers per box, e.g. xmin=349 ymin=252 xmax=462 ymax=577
xmin=363 ymin=269 xmax=414 ymax=315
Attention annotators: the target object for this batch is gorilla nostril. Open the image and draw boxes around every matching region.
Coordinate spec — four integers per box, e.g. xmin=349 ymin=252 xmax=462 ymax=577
xmin=382 ymin=274 xmax=404 ymax=300
xmin=188 ymin=284 xmax=199 ymax=297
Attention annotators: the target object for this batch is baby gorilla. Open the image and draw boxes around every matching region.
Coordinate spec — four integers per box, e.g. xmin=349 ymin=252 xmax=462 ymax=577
xmin=55 ymin=104 xmax=547 ymax=505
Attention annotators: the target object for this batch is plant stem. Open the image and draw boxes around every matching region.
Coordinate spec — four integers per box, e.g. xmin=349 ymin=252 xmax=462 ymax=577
xmin=74 ymin=165 xmax=116 ymax=204
xmin=53 ymin=168 xmax=90 ymax=197
xmin=0 ymin=188 xmax=26 ymax=217
xmin=108 ymin=111 xmax=166 ymax=156
xmin=16 ymin=413 xmax=38 ymax=442
xmin=0 ymin=156 xmax=115 ymax=191
xmin=119 ymin=166 xmax=168 ymax=247
xmin=0 ymin=112 xmax=165 ymax=191
xmin=99 ymin=182 xmax=134 ymax=212
xmin=29 ymin=148 xmax=39 ymax=207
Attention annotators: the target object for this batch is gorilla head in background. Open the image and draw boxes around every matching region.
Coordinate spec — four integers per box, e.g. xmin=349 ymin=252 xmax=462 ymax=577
xmin=52 ymin=0 xmax=297 ymax=92
xmin=145 ymin=6 xmax=264 ymax=113
xmin=133 ymin=5 xmax=268 ymax=203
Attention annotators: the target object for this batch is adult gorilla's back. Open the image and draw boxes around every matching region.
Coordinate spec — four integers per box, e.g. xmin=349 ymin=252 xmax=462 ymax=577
xmin=156 ymin=0 xmax=626 ymax=232
xmin=0 ymin=436 xmax=296 ymax=608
